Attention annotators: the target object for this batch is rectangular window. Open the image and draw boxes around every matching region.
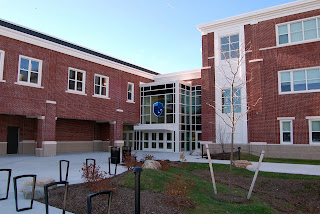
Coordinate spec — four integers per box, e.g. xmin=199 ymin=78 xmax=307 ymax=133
xmin=277 ymin=17 xmax=320 ymax=45
xmin=222 ymin=88 xmax=241 ymax=113
xmin=279 ymin=67 xmax=320 ymax=94
xmin=280 ymin=120 xmax=293 ymax=144
xmin=220 ymin=34 xmax=239 ymax=60
xmin=309 ymin=120 xmax=320 ymax=144
xmin=0 ymin=50 xmax=4 ymax=81
xmin=17 ymin=55 xmax=42 ymax=87
xmin=127 ymin=82 xmax=134 ymax=102
xmin=94 ymin=74 xmax=109 ymax=98
xmin=67 ymin=68 xmax=86 ymax=94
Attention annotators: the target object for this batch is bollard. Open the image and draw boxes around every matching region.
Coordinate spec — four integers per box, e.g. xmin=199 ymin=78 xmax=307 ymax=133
xmin=133 ymin=167 xmax=143 ymax=214
xmin=238 ymin=147 xmax=241 ymax=160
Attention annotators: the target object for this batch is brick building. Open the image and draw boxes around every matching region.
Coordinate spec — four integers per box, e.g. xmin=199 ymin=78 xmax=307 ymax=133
xmin=198 ymin=0 xmax=320 ymax=159
xmin=1 ymin=0 xmax=320 ymax=159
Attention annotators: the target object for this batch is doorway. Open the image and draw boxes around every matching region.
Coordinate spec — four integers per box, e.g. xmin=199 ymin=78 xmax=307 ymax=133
xmin=7 ymin=127 xmax=19 ymax=154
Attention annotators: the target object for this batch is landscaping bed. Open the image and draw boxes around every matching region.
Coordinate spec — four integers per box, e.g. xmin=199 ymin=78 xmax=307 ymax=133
xmin=37 ymin=162 xmax=320 ymax=214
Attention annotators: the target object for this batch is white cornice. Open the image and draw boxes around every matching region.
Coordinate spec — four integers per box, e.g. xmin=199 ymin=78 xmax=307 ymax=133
xmin=0 ymin=24 xmax=156 ymax=80
xmin=154 ymin=68 xmax=201 ymax=82
xmin=197 ymin=0 xmax=320 ymax=35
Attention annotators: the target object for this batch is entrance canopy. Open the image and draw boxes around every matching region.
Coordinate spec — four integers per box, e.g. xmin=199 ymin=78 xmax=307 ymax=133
xmin=134 ymin=124 xmax=174 ymax=131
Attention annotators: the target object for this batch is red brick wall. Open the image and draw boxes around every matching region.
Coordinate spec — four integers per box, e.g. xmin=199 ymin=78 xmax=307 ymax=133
xmin=0 ymin=114 xmax=36 ymax=142
xmin=245 ymin=9 xmax=320 ymax=144
xmin=0 ymin=34 xmax=153 ymax=145
xmin=201 ymin=32 xmax=216 ymax=142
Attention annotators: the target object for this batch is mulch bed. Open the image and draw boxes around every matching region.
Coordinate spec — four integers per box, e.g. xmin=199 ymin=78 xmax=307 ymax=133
xmin=37 ymin=171 xmax=185 ymax=214
xmin=191 ymin=170 xmax=320 ymax=214
xmin=36 ymin=163 xmax=320 ymax=214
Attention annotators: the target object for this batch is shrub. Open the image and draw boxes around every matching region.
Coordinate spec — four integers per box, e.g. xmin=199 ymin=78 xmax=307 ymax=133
xmin=141 ymin=154 xmax=155 ymax=162
xmin=164 ymin=174 xmax=195 ymax=208
xmin=123 ymin=153 xmax=141 ymax=171
xmin=158 ymin=160 xmax=171 ymax=172
xmin=80 ymin=162 xmax=114 ymax=193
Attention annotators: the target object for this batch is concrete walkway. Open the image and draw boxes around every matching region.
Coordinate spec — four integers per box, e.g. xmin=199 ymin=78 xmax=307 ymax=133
xmin=0 ymin=151 xmax=319 ymax=214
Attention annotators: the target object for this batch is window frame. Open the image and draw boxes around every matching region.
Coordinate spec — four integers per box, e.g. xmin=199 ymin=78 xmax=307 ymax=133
xmin=276 ymin=16 xmax=320 ymax=46
xmin=93 ymin=74 xmax=109 ymax=99
xmin=221 ymin=87 xmax=241 ymax=114
xmin=127 ymin=82 xmax=134 ymax=103
xmin=16 ymin=55 xmax=43 ymax=88
xmin=278 ymin=66 xmax=320 ymax=95
xmin=278 ymin=118 xmax=294 ymax=145
xmin=0 ymin=50 xmax=5 ymax=82
xmin=66 ymin=67 xmax=86 ymax=95
xmin=220 ymin=34 xmax=240 ymax=60
xmin=307 ymin=117 xmax=320 ymax=144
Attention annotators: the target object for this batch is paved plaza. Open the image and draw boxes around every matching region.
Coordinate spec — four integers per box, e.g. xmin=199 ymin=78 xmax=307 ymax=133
xmin=0 ymin=151 xmax=319 ymax=213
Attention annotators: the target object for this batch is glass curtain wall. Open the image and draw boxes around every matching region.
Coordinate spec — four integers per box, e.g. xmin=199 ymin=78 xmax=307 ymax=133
xmin=179 ymin=83 xmax=191 ymax=151
xmin=191 ymin=86 xmax=202 ymax=150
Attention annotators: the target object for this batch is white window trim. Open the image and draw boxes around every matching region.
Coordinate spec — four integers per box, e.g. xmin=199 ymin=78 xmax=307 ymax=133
xmin=93 ymin=74 xmax=110 ymax=99
xmin=66 ymin=67 xmax=86 ymax=95
xmin=279 ymin=119 xmax=294 ymax=145
xmin=219 ymin=34 xmax=240 ymax=61
xmin=0 ymin=50 xmax=5 ymax=82
xmin=127 ymin=82 xmax=134 ymax=103
xmin=307 ymin=117 xmax=320 ymax=145
xmin=278 ymin=66 xmax=320 ymax=95
xmin=276 ymin=15 xmax=320 ymax=47
xmin=16 ymin=55 xmax=43 ymax=88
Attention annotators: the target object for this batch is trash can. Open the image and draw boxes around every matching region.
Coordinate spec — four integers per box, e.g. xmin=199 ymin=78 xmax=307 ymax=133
xmin=122 ymin=146 xmax=132 ymax=161
xmin=110 ymin=146 xmax=120 ymax=164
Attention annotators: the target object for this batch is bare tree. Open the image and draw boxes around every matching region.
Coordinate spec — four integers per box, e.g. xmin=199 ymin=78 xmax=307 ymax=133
xmin=207 ymin=38 xmax=261 ymax=194
xmin=216 ymin=123 xmax=230 ymax=154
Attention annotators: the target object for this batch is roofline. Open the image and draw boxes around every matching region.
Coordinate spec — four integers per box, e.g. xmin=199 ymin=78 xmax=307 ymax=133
xmin=0 ymin=18 xmax=159 ymax=77
xmin=197 ymin=0 xmax=320 ymax=35
xmin=154 ymin=68 xmax=202 ymax=81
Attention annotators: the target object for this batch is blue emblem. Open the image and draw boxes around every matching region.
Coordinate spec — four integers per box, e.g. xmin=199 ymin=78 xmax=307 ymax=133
xmin=153 ymin=102 xmax=163 ymax=117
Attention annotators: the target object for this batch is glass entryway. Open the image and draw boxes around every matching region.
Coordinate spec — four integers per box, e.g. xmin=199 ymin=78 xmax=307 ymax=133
xmin=142 ymin=131 xmax=174 ymax=152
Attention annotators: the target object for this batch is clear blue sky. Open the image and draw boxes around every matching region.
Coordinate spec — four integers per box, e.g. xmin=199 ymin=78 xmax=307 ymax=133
xmin=0 ymin=0 xmax=295 ymax=74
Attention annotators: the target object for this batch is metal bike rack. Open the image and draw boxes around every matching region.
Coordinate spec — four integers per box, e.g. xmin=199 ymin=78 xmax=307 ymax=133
xmin=44 ymin=181 xmax=68 ymax=214
xmin=13 ymin=174 xmax=36 ymax=212
xmin=0 ymin=169 xmax=12 ymax=200
xmin=87 ymin=190 xmax=112 ymax=214
xmin=59 ymin=160 xmax=70 ymax=182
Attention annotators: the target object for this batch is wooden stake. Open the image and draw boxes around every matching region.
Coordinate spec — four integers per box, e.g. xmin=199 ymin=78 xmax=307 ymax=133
xmin=205 ymin=143 xmax=217 ymax=194
xmin=247 ymin=150 xmax=265 ymax=200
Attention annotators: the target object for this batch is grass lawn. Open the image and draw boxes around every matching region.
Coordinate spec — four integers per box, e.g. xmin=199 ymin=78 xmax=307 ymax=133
xmin=239 ymin=153 xmax=320 ymax=165
xmin=121 ymin=163 xmax=290 ymax=214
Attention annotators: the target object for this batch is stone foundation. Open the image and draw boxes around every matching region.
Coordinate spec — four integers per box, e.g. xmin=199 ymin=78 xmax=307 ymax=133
xmin=56 ymin=141 xmax=110 ymax=153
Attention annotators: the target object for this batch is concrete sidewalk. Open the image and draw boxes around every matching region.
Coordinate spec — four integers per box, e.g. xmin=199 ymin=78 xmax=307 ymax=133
xmin=0 ymin=151 xmax=319 ymax=214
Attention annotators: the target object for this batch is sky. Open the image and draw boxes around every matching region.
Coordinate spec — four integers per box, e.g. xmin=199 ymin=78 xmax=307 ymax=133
xmin=0 ymin=0 xmax=296 ymax=74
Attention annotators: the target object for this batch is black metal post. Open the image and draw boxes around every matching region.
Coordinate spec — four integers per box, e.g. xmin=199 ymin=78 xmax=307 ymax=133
xmin=0 ymin=169 xmax=11 ymax=200
xmin=108 ymin=157 xmax=118 ymax=176
xmin=13 ymin=174 xmax=36 ymax=212
xmin=59 ymin=160 xmax=70 ymax=182
xmin=201 ymin=144 xmax=204 ymax=158
xmin=133 ymin=167 xmax=143 ymax=214
xmin=44 ymin=181 xmax=68 ymax=214
xmin=238 ymin=147 xmax=241 ymax=160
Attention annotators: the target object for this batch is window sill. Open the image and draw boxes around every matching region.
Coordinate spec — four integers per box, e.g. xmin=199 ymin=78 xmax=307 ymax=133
xmin=0 ymin=79 xmax=6 ymax=83
xmin=15 ymin=82 xmax=44 ymax=89
xmin=309 ymin=142 xmax=320 ymax=145
xmin=277 ymin=38 xmax=320 ymax=48
xmin=280 ymin=142 xmax=293 ymax=145
xmin=65 ymin=90 xmax=87 ymax=96
xmin=126 ymin=100 xmax=135 ymax=104
xmin=92 ymin=94 xmax=110 ymax=100
xmin=279 ymin=89 xmax=320 ymax=95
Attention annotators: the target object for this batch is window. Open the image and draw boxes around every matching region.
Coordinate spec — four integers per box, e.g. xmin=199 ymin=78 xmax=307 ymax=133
xmin=222 ymin=88 xmax=241 ymax=113
xmin=0 ymin=50 xmax=4 ymax=81
xmin=220 ymin=34 xmax=239 ymax=60
xmin=94 ymin=74 xmax=109 ymax=98
xmin=279 ymin=120 xmax=293 ymax=144
xmin=17 ymin=55 xmax=42 ymax=86
xmin=67 ymin=68 xmax=86 ymax=94
xmin=279 ymin=67 xmax=320 ymax=94
xmin=308 ymin=119 xmax=320 ymax=144
xmin=277 ymin=17 xmax=320 ymax=45
xmin=127 ymin=82 xmax=134 ymax=102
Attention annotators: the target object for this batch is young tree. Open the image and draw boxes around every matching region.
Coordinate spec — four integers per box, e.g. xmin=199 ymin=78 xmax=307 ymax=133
xmin=207 ymin=37 xmax=261 ymax=194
